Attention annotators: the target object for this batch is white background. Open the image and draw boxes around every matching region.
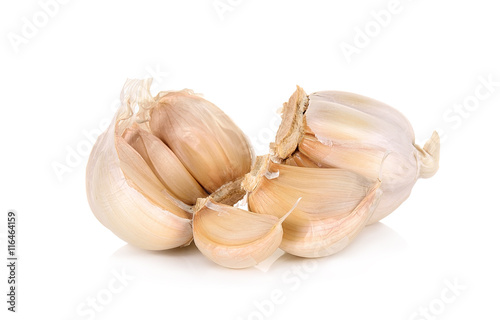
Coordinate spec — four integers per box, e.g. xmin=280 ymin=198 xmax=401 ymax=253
xmin=1 ymin=0 xmax=499 ymax=319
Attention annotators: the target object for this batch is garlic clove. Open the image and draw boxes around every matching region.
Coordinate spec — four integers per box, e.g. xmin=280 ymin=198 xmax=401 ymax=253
xmin=301 ymin=91 xmax=418 ymax=183
xmin=299 ymin=134 xmax=417 ymax=186
xmin=280 ymin=181 xmax=382 ymax=258
xmin=149 ymin=90 xmax=253 ymax=193
xmin=244 ymin=156 xmax=374 ymax=220
xmin=86 ymin=79 xmax=193 ymax=250
xmin=122 ymin=126 xmax=208 ymax=205
xmin=305 ymin=91 xmax=415 ymax=155
xmin=193 ymin=198 xmax=293 ymax=269
xmin=310 ymin=90 xmax=415 ymax=142
xmin=243 ymin=155 xmax=382 ymax=258
xmin=116 ymin=136 xmax=191 ymax=218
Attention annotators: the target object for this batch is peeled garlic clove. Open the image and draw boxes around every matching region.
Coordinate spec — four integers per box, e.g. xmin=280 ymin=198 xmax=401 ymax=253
xmin=243 ymin=155 xmax=382 ymax=258
xmin=86 ymin=80 xmax=193 ymax=250
xmin=272 ymin=87 xmax=440 ymax=224
xmin=149 ymin=90 xmax=253 ymax=193
xmin=193 ymin=198 xmax=294 ymax=268
xmin=123 ymin=126 xmax=208 ymax=205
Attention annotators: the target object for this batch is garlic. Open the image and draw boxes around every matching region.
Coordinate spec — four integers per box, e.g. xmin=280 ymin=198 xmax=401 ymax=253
xmin=149 ymin=90 xmax=253 ymax=193
xmin=243 ymin=155 xmax=382 ymax=258
xmin=122 ymin=126 xmax=208 ymax=205
xmin=86 ymin=79 xmax=253 ymax=250
xmin=193 ymin=197 xmax=297 ymax=268
xmin=87 ymin=79 xmax=439 ymax=266
xmin=271 ymin=87 xmax=440 ymax=224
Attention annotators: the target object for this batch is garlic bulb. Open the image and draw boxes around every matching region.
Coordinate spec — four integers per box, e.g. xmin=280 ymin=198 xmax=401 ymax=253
xmin=86 ymin=80 xmax=439 ymax=267
xmin=243 ymin=155 xmax=382 ymax=258
xmin=271 ymin=87 xmax=440 ymax=224
xmin=193 ymin=197 xmax=296 ymax=268
xmin=86 ymin=79 xmax=253 ymax=250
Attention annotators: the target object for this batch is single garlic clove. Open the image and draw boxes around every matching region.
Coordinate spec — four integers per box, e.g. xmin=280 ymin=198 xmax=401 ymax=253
xmin=310 ymin=90 xmax=416 ymax=143
xmin=149 ymin=90 xmax=253 ymax=193
xmin=115 ymin=136 xmax=192 ymax=218
xmin=122 ymin=126 xmax=208 ymax=205
xmin=86 ymin=80 xmax=193 ymax=250
xmin=272 ymin=87 xmax=440 ymax=224
xmin=281 ymin=181 xmax=382 ymax=258
xmin=305 ymin=91 xmax=416 ymax=156
xmin=193 ymin=198 xmax=294 ymax=269
xmin=243 ymin=155 xmax=382 ymax=258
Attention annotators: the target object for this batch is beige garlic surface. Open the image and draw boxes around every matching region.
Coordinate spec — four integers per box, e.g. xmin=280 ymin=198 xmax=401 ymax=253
xmin=243 ymin=155 xmax=382 ymax=258
xmin=192 ymin=197 xmax=296 ymax=269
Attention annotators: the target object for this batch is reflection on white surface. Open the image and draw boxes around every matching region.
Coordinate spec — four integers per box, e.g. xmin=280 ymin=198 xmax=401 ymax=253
xmin=103 ymin=222 xmax=406 ymax=319
xmin=109 ymin=222 xmax=405 ymax=276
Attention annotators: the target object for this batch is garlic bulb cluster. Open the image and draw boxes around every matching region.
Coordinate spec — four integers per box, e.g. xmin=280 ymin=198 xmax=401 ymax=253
xmin=269 ymin=87 xmax=440 ymax=224
xmin=86 ymin=80 xmax=440 ymax=268
xmin=86 ymin=79 xmax=252 ymax=250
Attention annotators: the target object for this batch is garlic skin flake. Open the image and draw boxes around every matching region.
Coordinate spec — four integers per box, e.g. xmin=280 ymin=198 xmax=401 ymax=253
xmin=272 ymin=87 xmax=440 ymax=224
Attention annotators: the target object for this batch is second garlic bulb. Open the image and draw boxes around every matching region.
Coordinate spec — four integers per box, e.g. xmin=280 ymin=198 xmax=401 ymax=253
xmin=271 ymin=87 xmax=440 ymax=224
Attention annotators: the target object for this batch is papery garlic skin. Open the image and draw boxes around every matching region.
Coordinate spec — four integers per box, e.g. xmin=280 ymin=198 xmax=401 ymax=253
xmin=86 ymin=80 xmax=192 ymax=250
xmin=272 ymin=87 xmax=440 ymax=224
